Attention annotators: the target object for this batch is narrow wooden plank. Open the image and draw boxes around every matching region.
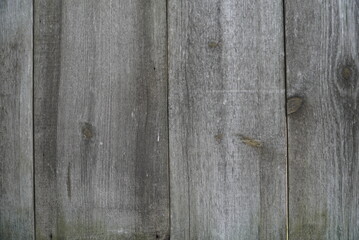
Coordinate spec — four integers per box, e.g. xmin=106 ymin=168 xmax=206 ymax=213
xmin=34 ymin=1 xmax=168 ymax=239
xmin=286 ymin=0 xmax=359 ymax=239
xmin=0 ymin=0 xmax=34 ymax=239
xmin=168 ymin=0 xmax=286 ymax=239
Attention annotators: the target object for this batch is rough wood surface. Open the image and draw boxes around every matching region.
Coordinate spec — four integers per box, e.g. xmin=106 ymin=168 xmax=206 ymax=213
xmin=34 ymin=1 xmax=168 ymax=239
xmin=286 ymin=0 xmax=359 ymax=239
xmin=168 ymin=0 xmax=287 ymax=239
xmin=0 ymin=0 xmax=34 ymax=239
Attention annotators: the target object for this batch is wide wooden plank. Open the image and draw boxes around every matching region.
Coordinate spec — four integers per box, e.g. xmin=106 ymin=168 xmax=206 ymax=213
xmin=0 ymin=0 xmax=34 ymax=239
xmin=168 ymin=0 xmax=286 ymax=239
xmin=34 ymin=1 xmax=168 ymax=239
xmin=286 ymin=0 xmax=359 ymax=239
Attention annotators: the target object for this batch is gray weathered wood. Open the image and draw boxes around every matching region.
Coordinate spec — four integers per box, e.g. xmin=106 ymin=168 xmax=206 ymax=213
xmin=34 ymin=1 xmax=168 ymax=239
xmin=0 ymin=0 xmax=34 ymax=239
xmin=286 ymin=0 xmax=359 ymax=239
xmin=168 ymin=0 xmax=287 ymax=239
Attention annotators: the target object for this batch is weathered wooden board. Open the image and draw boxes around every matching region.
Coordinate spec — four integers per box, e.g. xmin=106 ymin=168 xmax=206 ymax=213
xmin=34 ymin=1 xmax=168 ymax=239
xmin=0 ymin=0 xmax=34 ymax=239
xmin=286 ymin=0 xmax=359 ymax=239
xmin=168 ymin=0 xmax=287 ymax=239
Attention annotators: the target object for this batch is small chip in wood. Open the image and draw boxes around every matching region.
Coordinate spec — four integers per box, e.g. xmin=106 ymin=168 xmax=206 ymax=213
xmin=287 ymin=97 xmax=303 ymax=114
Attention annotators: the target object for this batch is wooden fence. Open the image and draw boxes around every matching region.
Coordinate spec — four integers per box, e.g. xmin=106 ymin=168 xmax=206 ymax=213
xmin=1 ymin=0 xmax=358 ymax=239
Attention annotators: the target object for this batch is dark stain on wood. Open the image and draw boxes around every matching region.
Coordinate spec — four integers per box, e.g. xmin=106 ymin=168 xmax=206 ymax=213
xmin=34 ymin=1 xmax=63 ymax=237
xmin=287 ymin=97 xmax=303 ymax=114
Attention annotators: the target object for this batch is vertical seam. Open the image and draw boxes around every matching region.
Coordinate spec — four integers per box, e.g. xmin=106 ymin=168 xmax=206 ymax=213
xmin=32 ymin=0 xmax=36 ymax=239
xmin=282 ymin=0 xmax=289 ymax=239
xmin=166 ymin=0 xmax=171 ymax=238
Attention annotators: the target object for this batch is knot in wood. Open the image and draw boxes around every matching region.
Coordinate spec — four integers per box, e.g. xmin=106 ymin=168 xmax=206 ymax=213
xmin=287 ymin=97 xmax=303 ymax=114
xmin=81 ymin=122 xmax=94 ymax=139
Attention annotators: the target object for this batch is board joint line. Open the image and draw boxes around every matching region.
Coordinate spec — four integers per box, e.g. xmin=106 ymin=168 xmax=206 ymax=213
xmin=282 ymin=0 xmax=290 ymax=239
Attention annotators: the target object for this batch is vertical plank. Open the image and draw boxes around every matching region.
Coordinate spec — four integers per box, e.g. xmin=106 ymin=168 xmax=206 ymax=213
xmin=286 ymin=0 xmax=359 ymax=239
xmin=34 ymin=1 xmax=168 ymax=239
xmin=0 ymin=0 xmax=34 ymax=239
xmin=168 ymin=0 xmax=286 ymax=239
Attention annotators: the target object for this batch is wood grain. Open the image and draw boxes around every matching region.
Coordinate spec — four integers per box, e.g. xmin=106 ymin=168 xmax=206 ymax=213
xmin=0 ymin=0 xmax=34 ymax=239
xmin=34 ymin=1 xmax=168 ymax=239
xmin=286 ymin=0 xmax=359 ymax=239
xmin=168 ymin=0 xmax=287 ymax=239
